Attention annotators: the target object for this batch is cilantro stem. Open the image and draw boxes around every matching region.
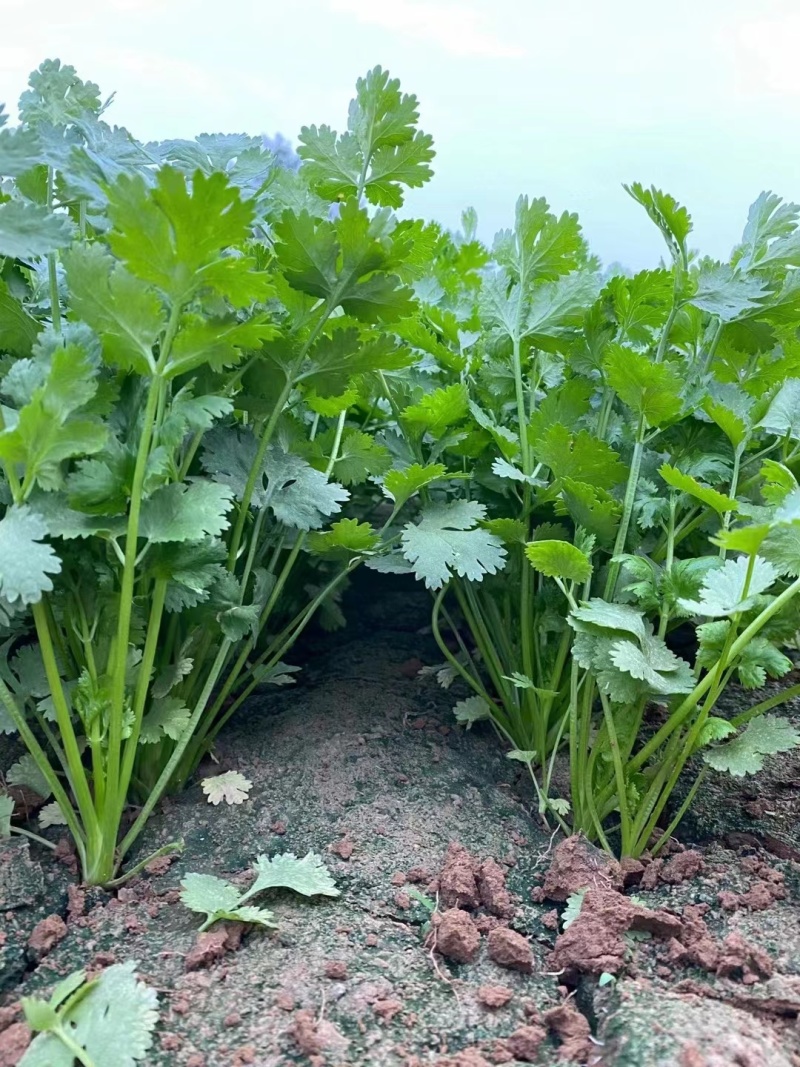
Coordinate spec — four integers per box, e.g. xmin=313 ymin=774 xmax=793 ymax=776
xmin=604 ymin=415 xmax=646 ymax=601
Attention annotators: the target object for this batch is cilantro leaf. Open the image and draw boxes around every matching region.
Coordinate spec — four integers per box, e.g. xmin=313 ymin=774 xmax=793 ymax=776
xmin=242 ymin=852 xmax=340 ymax=901
xmin=382 ymin=462 xmax=449 ymax=508
xmin=659 ymin=464 xmax=738 ymax=516
xmin=604 ymin=344 xmax=683 ymax=426
xmin=180 ymin=872 xmax=276 ymax=930
xmin=679 ymin=556 xmax=777 ymax=616
xmin=64 ymin=244 xmax=165 ymax=375
xmin=703 ymin=715 xmax=800 ymax=776
xmin=139 ymin=481 xmax=234 ymax=543
xmin=525 ymin=539 xmax=592 ymax=583
xmin=201 ymin=771 xmax=252 ymax=805
xmin=453 ymin=695 xmax=492 ymax=728
xmin=0 ymin=200 xmax=74 ymax=260
xmin=401 ymin=500 xmax=506 ymax=590
xmin=0 ymin=506 xmax=61 ymax=605
xmin=20 ymin=961 xmax=158 ymax=1067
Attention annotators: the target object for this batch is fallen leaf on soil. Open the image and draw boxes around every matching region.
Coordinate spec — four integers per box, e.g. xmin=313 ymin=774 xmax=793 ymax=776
xmin=201 ymin=771 xmax=252 ymax=806
xmin=486 ymin=927 xmax=533 ymax=973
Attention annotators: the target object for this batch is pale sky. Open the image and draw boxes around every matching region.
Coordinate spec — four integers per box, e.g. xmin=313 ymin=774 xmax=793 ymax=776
xmin=1 ymin=0 xmax=797 ymax=268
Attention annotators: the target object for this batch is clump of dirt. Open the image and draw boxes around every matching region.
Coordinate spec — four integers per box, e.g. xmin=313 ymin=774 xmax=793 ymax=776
xmin=486 ymin=927 xmax=533 ymax=973
xmin=432 ymin=909 xmax=481 ymax=964
xmin=476 ymin=985 xmax=513 ymax=1009
xmin=27 ymin=914 xmax=67 ymax=959
xmin=185 ymin=922 xmax=243 ymax=971
xmin=505 ymin=1023 xmax=547 ymax=1061
xmin=437 ymin=842 xmax=481 ymax=910
xmin=543 ymin=1001 xmax=593 ymax=1063
xmin=535 ymin=835 xmax=624 ymax=902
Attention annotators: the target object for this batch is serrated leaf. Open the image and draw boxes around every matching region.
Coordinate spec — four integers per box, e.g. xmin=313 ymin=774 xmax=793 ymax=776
xmin=307 ymin=518 xmax=378 ymax=558
xmin=507 ymin=749 xmax=537 ymax=764
xmin=402 ymin=383 xmax=469 ymax=436
xmin=382 ymin=462 xmax=448 ymax=508
xmin=703 ymin=715 xmax=800 ymax=776
xmin=401 ymin=500 xmax=507 ymax=590
xmin=0 ymin=506 xmax=61 ymax=605
xmin=180 ymin=872 xmax=242 ymax=918
xmin=64 ymin=244 xmax=164 ymax=375
xmin=525 ymin=540 xmax=592 ymax=583
xmin=453 ymin=695 xmax=491 ymax=728
xmin=687 ymin=262 xmax=768 ymax=321
xmin=625 ymin=182 xmax=692 ymax=262
xmin=757 ymin=379 xmax=800 ymax=441
xmin=332 ymin=430 xmax=391 ymax=486
xmin=19 ymin=961 xmax=158 ymax=1067
xmin=562 ymin=890 xmax=586 ymax=929
xmin=570 ymin=599 xmax=648 ymax=641
xmin=0 ymin=200 xmax=74 ymax=259
xmin=604 ymin=344 xmax=683 ymax=426
xmin=201 ymin=428 xmax=349 ymax=530
xmin=243 ymin=851 xmax=340 ymax=901
xmin=139 ymin=481 xmax=234 ymax=543
xmin=201 ymin=771 xmax=252 ymax=806
xmin=659 ymin=464 xmax=738 ymax=516
xmin=38 ymin=801 xmax=68 ymax=828
xmin=679 ymin=555 xmax=777 ymax=616
xmin=138 ymin=698 xmax=190 ymax=744
xmin=7 ymin=753 xmax=51 ymax=798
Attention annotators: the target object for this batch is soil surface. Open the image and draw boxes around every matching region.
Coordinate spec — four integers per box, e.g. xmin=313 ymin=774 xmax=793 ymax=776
xmin=1 ymin=574 xmax=799 ymax=1066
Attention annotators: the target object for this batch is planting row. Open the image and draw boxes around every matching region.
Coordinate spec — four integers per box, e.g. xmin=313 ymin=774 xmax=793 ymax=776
xmin=1 ymin=59 xmax=799 ymax=884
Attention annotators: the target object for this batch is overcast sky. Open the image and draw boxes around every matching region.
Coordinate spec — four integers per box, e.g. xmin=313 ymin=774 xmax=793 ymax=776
xmin=1 ymin=0 xmax=797 ymax=268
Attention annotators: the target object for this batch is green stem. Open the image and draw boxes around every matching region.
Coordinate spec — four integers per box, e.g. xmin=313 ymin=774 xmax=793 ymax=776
xmin=604 ymin=415 xmax=647 ymax=601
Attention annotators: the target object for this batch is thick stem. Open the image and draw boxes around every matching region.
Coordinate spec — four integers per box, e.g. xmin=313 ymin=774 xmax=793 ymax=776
xmin=604 ymin=416 xmax=647 ymax=601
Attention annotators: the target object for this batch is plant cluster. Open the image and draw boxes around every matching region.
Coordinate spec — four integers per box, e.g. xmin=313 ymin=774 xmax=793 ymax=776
xmin=2 ymin=59 xmax=799 ymax=880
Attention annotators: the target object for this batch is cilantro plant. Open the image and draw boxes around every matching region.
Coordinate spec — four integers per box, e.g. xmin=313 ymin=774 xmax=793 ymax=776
xmin=19 ymin=962 xmax=158 ymax=1067
xmin=380 ymin=186 xmax=800 ymax=855
xmin=180 ymin=850 xmax=339 ymax=931
xmin=0 ymin=61 xmax=435 ymax=883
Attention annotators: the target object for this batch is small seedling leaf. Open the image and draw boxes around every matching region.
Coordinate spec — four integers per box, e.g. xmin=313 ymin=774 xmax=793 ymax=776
xmin=244 ymin=852 xmax=340 ymax=901
xmin=703 ymin=714 xmax=800 ymax=776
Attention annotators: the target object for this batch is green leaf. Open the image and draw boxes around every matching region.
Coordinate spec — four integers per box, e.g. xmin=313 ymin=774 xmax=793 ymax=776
xmin=243 ymin=851 xmax=340 ymax=901
xmin=570 ymin=599 xmax=649 ymax=642
xmin=453 ymin=695 xmax=492 ymax=728
xmin=0 ymin=200 xmax=74 ymax=259
xmin=604 ymin=268 xmax=672 ymax=343
xmin=0 ymin=506 xmax=61 ymax=605
xmin=106 ymin=167 xmax=262 ymax=305
xmin=625 ymin=183 xmax=692 ymax=262
xmin=736 ymin=638 xmax=792 ymax=689
xmin=525 ymin=540 xmax=592 ymax=583
xmin=402 ymin=383 xmax=469 ymax=436
xmin=535 ymin=425 xmax=625 ymax=489
xmin=401 ymin=500 xmax=507 ymax=590
xmin=64 ymin=244 xmax=165 ymax=375
xmin=331 ymin=430 xmax=391 ymax=486
xmin=494 ymin=195 xmax=587 ymax=284
xmin=307 ymin=518 xmax=379 ymax=558
xmin=659 ymin=464 xmax=738 ymax=516
xmin=697 ymin=717 xmax=737 ymax=748
xmin=201 ymin=429 xmax=349 ymax=530
xmin=687 ymin=263 xmax=768 ymax=321
xmin=703 ymin=715 xmax=800 ymax=776
xmin=0 ymin=280 xmax=40 ymax=356
xmin=7 ymin=753 xmax=52 ymax=798
xmin=604 ymin=344 xmax=683 ymax=426
xmin=138 ymin=698 xmax=190 ymax=744
xmin=19 ymin=961 xmax=158 ymax=1067
xmin=703 ymin=397 xmax=749 ymax=449
xmin=558 ymin=479 xmax=620 ymax=545
xmin=757 ymin=379 xmax=800 ymax=440
xmin=736 ymin=191 xmax=800 ymax=270
xmin=166 ymin=316 xmax=276 ymax=378
xmin=139 ymin=481 xmax=234 ymax=543
xmin=711 ymin=524 xmax=771 ymax=556
xmin=562 ymin=890 xmax=586 ymax=929
xmin=19 ymin=59 xmax=103 ymax=127
xmin=0 ymin=343 xmax=107 ymax=491
xmin=679 ymin=555 xmax=777 ymax=616
xmin=179 ymin=873 xmax=276 ymax=929
xmin=298 ymin=66 xmax=434 ymax=208
xmin=302 ymin=328 xmax=411 ymax=396
xmin=382 ymin=462 xmax=448 ymax=508
xmin=609 ymin=636 xmax=695 ymax=695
